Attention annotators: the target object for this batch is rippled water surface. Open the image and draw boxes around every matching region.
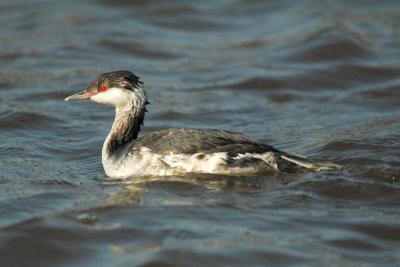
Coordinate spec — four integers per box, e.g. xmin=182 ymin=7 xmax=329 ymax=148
xmin=1 ymin=0 xmax=400 ymax=266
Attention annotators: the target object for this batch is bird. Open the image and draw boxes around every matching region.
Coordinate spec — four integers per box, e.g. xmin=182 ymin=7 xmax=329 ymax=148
xmin=65 ymin=70 xmax=341 ymax=178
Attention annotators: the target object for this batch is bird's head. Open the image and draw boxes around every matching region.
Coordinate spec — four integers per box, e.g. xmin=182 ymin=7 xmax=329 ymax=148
xmin=65 ymin=71 xmax=148 ymax=109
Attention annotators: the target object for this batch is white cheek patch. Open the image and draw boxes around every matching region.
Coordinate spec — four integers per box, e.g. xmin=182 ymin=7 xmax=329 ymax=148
xmin=90 ymin=87 xmax=147 ymax=110
xmin=91 ymin=88 xmax=129 ymax=106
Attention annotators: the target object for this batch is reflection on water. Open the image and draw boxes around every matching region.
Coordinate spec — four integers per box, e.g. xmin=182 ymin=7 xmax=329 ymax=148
xmin=1 ymin=0 xmax=400 ymax=266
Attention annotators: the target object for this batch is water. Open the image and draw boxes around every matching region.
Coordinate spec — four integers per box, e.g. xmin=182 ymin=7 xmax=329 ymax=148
xmin=1 ymin=0 xmax=400 ymax=266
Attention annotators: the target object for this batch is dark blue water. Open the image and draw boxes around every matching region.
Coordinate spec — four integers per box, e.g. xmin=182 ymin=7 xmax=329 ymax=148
xmin=1 ymin=0 xmax=400 ymax=266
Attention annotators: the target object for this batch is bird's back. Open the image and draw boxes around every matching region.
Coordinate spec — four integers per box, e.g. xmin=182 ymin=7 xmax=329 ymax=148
xmin=131 ymin=128 xmax=279 ymax=155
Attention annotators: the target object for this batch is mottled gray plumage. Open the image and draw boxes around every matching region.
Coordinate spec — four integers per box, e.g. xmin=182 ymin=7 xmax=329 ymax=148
xmin=132 ymin=128 xmax=279 ymax=155
xmin=65 ymin=70 xmax=342 ymax=178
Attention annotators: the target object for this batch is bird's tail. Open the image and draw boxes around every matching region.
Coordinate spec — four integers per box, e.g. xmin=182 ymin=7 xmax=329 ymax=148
xmin=276 ymin=152 xmax=342 ymax=173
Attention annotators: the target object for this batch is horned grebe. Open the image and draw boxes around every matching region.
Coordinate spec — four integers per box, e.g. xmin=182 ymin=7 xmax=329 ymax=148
xmin=65 ymin=71 xmax=341 ymax=178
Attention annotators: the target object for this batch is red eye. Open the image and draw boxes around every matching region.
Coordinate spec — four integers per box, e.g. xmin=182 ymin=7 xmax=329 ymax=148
xmin=99 ymin=86 xmax=108 ymax=92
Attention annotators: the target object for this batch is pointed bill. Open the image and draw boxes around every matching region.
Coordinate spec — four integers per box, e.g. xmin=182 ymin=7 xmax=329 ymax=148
xmin=65 ymin=90 xmax=93 ymax=101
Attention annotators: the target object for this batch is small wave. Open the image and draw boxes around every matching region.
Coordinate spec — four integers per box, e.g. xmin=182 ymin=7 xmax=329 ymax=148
xmin=223 ymin=77 xmax=286 ymax=91
xmin=285 ymin=37 xmax=373 ymax=62
xmin=348 ymin=83 xmax=400 ymax=108
xmin=0 ymin=111 xmax=61 ymax=130
xmin=99 ymin=39 xmax=181 ymax=60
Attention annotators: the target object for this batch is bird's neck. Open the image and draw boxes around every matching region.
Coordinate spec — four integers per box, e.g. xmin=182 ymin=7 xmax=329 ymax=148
xmin=103 ymin=103 xmax=146 ymax=158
